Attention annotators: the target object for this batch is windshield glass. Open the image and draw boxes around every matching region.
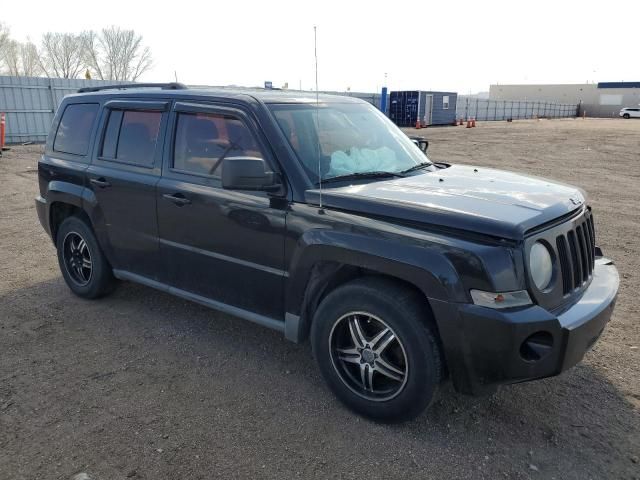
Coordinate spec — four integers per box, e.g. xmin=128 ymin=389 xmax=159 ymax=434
xmin=268 ymin=102 xmax=434 ymax=183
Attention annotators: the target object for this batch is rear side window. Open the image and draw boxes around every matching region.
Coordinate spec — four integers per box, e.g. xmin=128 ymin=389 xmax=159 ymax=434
xmin=173 ymin=112 xmax=264 ymax=177
xmin=53 ymin=103 xmax=99 ymax=156
xmin=100 ymin=109 xmax=162 ymax=167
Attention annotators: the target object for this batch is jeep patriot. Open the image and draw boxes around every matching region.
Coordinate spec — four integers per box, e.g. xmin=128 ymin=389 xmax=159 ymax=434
xmin=36 ymin=83 xmax=619 ymax=421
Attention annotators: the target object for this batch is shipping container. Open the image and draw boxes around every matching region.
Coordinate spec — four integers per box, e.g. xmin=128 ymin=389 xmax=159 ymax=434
xmin=389 ymin=90 xmax=457 ymax=126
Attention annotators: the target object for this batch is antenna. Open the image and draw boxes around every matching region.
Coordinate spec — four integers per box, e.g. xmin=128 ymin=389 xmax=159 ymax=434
xmin=314 ymin=25 xmax=323 ymax=211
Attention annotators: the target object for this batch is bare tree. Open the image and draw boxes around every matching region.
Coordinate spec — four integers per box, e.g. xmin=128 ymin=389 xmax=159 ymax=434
xmin=0 ymin=22 xmax=11 ymax=74
xmin=0 ymin=39 xmax=43 ymax=76
xmin=0 ymin=23 xmax=9 ymax=51
xmin=1 ymin=39 xmax=20 ymax=75
xmin=39 ymin=32 xmax=85 ymax=78
xmin=82 ymin=30 xmax=103 ymax=80
xmin=20 ymin=40 xmax=42 ymax=76
xmin=83 ymin=27 xmax=152 ymax=81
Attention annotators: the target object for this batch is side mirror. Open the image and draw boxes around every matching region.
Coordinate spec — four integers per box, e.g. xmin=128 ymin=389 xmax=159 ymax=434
xmin=221 ymin=157 xmax=280 ymax=191
xmin=408 ymin=136 xmax=429 ymax=154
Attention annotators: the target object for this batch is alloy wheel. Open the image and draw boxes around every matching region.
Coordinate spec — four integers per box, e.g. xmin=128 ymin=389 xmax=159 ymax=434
xmin=329 ymin=311 xmax=409 ymax=401
xmin=62 ymin=231 xmax=93 ymax=286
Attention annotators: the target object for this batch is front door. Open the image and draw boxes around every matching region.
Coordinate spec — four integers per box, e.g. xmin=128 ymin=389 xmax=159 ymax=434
xmin=86 ymin=100 xmax=168 ymax=279
xmin=156 ymin=101 xmax=288 ymax=319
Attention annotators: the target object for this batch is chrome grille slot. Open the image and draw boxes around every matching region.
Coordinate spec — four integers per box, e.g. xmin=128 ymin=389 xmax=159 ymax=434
xmin=556 ymin=235 xmax=572 ymax=294
xmin=555 ymin=212 xmax=596 ymax=295
xmin=567 ymin=230 xmax=582 ymax=289
xmin=576 ymin=225 xmax=588 ymax=282
xmin=583 ymin=221 xmax=594 ymax=272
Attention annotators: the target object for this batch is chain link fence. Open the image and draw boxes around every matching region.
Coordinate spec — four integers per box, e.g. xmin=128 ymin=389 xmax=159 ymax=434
xmin=456 ymin=96 xmax=578 ymax=121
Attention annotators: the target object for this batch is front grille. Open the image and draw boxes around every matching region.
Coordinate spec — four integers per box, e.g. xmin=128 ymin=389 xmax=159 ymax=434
xmin=555 ymin=213 xmax=596 ymax=295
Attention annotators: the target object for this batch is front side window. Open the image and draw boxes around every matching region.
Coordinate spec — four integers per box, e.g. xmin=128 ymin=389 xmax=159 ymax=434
xmin=173 ymin=112 xmax=264 ymax=177
xmin=53 ymin=103 xmax=99 ymax=156
xmin=269 ymin=102 xmax=432 ymax=183
xmin=100 ymin=110 xmax=162 ymax=166
xmin=443 ymin=95 xmax=450 ymax=110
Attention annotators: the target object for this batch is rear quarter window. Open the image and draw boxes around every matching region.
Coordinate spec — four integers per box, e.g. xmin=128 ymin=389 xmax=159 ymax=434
xmin=53 ymin=103 xmax=100 ymax=156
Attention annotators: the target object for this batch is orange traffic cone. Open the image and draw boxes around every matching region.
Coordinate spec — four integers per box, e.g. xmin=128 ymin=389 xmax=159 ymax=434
xmin=466 ymin=118 xmax=471 ymax=128
xmin=415 ymin=119 xmax=421 ymax=129
xmin=0 ymin=113 xmax=5 ymax=150
xmin=471 ymin=118 xmax=476 ymax=127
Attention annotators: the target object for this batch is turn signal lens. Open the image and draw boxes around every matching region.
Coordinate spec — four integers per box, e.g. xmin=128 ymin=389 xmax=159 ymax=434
xmin=470 ymin=289 xmax=532 ymax=309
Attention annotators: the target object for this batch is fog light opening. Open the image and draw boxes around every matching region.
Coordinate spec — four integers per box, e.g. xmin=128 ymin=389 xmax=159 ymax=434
xmin=520 ymin=331 xmax=554 ymax=362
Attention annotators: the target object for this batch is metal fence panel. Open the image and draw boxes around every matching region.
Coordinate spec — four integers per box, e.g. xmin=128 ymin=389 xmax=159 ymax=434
xmin=1 ymin=77 xmax=582 ymax=144
xmin=0 ymin=76 xmax=124 ymax=144
xmin=455 ymin=96 xmax=578 ymax=122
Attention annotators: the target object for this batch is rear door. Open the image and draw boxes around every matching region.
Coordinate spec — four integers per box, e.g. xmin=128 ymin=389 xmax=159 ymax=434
xmin=156 ymin=101 xmax=287 ymax=319
xmin=86 ymin=99 xmax=169 ymax=279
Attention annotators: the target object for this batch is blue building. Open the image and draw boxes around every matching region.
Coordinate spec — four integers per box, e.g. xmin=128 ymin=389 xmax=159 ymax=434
xmin=389 ymin=90 xmax=458 ymax=126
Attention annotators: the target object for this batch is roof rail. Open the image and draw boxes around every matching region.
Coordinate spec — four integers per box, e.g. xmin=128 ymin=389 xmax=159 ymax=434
xmin=77 ymin=82 xmax=188 ymax=93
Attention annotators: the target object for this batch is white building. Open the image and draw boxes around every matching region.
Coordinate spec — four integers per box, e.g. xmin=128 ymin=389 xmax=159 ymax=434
xmin=489 ymin=82 xmax=640 ymax=117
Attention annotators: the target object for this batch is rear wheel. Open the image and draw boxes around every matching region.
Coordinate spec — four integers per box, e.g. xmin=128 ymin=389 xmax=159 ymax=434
xmin=311 ymin=277 xmax=443 ymax=422
xmin=56 ymin=216 xmax=115 ymax=299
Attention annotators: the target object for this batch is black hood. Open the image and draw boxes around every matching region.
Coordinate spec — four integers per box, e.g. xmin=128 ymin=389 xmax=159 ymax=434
xmin=305 ymin=165 xmax=586 ymax=240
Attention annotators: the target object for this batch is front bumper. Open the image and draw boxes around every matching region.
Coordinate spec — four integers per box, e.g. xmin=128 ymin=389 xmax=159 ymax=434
xmin=432 ymin=257 xmax=619 ymax=395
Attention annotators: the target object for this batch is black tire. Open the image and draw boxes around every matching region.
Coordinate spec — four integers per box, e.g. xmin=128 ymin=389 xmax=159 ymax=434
xmin=623 ymin=113 xmax=630 ymax=119
xmin=311 ymin=277 xmax=443 ymax=422
xmin=55 ymin=216 xmax=116 ymax=299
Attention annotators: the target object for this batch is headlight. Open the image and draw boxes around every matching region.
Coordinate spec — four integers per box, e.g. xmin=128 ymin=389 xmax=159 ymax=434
xmin=529 ymin=241 xmax=553 ymax=290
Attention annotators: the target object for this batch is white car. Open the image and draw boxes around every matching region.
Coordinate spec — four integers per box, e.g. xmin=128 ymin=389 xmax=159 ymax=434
xmin=619 ymin=107 xmax=640 ymax=119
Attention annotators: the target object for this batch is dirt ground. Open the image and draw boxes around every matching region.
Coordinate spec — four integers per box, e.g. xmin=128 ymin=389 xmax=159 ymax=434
xmin=1 ymin=118 xmax=638 ymax=480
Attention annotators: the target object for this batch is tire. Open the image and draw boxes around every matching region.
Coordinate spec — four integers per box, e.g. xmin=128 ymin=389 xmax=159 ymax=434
xmin=623 ymin=113 xmax=630 ymax=119
xmin=311 ymin=277 xmax=443 ymax=422
xmin=55 ymin=216 xmax=116 ymax=299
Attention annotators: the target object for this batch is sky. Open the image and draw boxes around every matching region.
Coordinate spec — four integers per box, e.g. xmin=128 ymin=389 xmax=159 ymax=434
xmin=3 ymin=0 xmax=639 ymax=94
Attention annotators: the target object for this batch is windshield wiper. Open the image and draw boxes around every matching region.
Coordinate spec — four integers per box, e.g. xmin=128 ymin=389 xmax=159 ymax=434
xmin=316 ymin=171 xmax=404 ymax=185
xmin=400 ymin=161 xmax=433 ymax=175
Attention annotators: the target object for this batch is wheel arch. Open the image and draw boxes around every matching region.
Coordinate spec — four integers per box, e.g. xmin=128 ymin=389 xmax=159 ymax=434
xmin=49 ymin=201 xmax=91 ymax=243
xmin=284 ymin=235 xmax=465 ymax=345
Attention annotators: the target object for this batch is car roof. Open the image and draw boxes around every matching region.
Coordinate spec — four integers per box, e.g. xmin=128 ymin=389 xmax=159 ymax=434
xmin=66 ymin=86 xmax=367 ymax=105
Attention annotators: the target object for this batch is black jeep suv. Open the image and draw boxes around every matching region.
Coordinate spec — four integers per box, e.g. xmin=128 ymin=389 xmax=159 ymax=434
xmin=36 ymin=83 xmax=619 ymax=422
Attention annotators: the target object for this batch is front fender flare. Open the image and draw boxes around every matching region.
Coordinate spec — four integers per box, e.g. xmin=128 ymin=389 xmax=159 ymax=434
xmin=284 ymin=229 xmax=467 ymax=341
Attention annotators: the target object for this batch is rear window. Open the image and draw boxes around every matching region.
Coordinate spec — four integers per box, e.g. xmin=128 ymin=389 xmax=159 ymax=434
xmin=53 ymin=103 xmax=99 ymax=156
xmin=100 ymin=110 xmax=162 ymax=167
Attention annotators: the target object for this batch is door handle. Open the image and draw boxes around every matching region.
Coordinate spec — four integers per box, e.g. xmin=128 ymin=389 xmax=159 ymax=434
xmin=162 ymin=193 xmax=192 ymax=206
xmin=90 ymin=177 xmax=111 ymax=188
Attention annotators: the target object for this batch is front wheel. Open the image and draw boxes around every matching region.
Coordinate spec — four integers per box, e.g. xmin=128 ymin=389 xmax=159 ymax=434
xmin=623 ymin=113 xmax=630 ymax=119
xmin=311 ymin=277 xmax=443 ymax=422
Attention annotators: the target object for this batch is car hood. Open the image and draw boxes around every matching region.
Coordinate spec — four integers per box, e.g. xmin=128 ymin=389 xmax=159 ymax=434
xmin=305 ymin=164 xmax=586 ymax=240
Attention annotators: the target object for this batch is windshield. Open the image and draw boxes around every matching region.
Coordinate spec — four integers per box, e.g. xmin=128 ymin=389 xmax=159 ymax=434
xmin=269 ymin=102 xmax=434 ymax=183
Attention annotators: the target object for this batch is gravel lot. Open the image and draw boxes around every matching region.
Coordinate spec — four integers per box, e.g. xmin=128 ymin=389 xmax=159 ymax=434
xmin=1 ymin=118 xmax=638 ymax=479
